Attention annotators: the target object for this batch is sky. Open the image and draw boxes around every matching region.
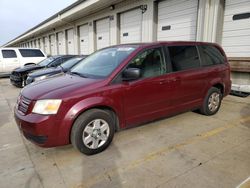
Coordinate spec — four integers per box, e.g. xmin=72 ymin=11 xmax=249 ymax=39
xmin=0 ymin=0 xmax=77 ymax=46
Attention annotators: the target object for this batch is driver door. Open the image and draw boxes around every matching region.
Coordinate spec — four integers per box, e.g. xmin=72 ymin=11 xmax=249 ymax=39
xmin=122 ymin=47 xmax=174 ymax=126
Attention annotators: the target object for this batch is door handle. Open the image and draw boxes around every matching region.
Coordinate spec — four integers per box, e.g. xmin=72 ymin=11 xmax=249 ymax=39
xmin=159 ymin=77 xmax=180 ymax=84
xmin=169 ymin=78 xmax=180 ymax=82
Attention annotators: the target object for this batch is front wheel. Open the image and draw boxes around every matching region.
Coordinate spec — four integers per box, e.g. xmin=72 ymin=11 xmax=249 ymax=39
xmin=70 ymin=109 xmax=115 ymax=155
xmin=200 ymin=87 xmax=222 ymax=116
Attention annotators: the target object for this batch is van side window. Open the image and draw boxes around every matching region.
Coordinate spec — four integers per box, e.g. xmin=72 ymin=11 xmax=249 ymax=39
xmin=168 ymin=46 xmax=200 ymax=72
xmin=2 ymin=50 xmax=17 ymax=58
xmin=127 ymin=48 xmax=166 ymax=78
xmin=199 ymin=45 xmax=225 ymax=66
xmin=19 ymin=49 xmax=44 ymax=57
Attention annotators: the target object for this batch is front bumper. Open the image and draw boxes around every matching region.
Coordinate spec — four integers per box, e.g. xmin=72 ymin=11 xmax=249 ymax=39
xmin=10 ymin=74 xmax=23 ymax=88
xmin=14 ymin=108 xmax=64 ymax=147
xmin=231 ymin=83 xmax=250 ymax=94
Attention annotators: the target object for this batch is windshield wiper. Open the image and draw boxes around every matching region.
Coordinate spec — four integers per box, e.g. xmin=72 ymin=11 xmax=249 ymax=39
xmin=69 ymin=71 xmax=88 ymax=78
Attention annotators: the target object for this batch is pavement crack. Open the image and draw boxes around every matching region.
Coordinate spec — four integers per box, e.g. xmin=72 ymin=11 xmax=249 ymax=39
xmin=51 ymin=154 xmax=68 ymax=188
xmin=155 ymin=138 xmax=250 ymax=187
xmin=19 ymin=131 xmax=45 ymax=188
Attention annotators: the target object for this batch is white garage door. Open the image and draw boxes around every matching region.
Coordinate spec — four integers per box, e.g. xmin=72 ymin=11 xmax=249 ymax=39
xmin=222 ymin=0 xmax=250 ymax=57
xmin=57 ymin=32 xmax=66 ymax=55
xmin=37 ymin=39 xmax=41 ymax=49
xmin=157 ymin=0 xmax=198 ymax=41
xmin=96 ymin=18 xmax=110 ymax=50
xmin=120 ymin=9 xmax=142 ymax=44
xmin=44 ymin=37 xmax=50 ymax=55
xmin=79 ymin=24 xmax=89 ymax=55
xmin=39 ymin=38 xmax=44 ymax=52
xmin=50 ymin=34 xmax=57 ymax=55
xmin=34 ymin=40 xmax=37 ymax=48
xmin=66 ymin=29 xmax=75 ymax=54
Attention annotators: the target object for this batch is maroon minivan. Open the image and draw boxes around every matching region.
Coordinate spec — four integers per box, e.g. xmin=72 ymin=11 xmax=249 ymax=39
xmin=14 ymin=42 xmax=231 ymax=155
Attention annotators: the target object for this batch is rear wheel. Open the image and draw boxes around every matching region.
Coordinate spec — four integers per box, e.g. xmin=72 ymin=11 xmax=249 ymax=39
xmin=200 ymin=87 xmax=222 ymax=116
xmin=71 ymin=109 xmax=115 ymax=155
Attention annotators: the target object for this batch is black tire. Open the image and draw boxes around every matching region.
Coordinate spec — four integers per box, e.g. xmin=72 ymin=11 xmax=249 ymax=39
xmin=200 ymin=87 xmax=222 ymax=116
xmin=70 ymin=109 xmax=115 ymax=155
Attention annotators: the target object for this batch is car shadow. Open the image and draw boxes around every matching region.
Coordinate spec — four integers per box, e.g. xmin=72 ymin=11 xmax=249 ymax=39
xmin=78 ymin=142 xmax=122 ymax=188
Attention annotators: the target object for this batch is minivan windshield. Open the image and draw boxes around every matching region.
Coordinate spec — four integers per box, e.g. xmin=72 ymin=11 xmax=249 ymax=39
xmin=70 ymin=46 xmax=137 ymax=78
xmin=38 ymin=57 xmax=57 ymax=67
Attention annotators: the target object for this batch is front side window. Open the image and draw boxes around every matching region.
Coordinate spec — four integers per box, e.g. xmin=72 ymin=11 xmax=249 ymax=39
xmin=48 ymin=58 xmax=62 ymax=67
xmin=199 ymin=45 xmax=225 ymax=66
xmin=2 ymin=50 xmax=17 ymax=58
xmin=19 ymin=49 xmax=44 ymax=57
xmin=38 ymin=57 xmax=57 ymax=66
xmin=168 ymin=46 xmax=200 ymax=72
xmin=71 ymin=46 xmax=137 ymax=78
xmin=127 ymin=47 xmax=166 ymax=78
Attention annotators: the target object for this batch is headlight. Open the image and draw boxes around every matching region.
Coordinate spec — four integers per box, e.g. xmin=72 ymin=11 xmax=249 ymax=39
xmin=32 ymin=99 xmax=62 ymax=115
xmin=34 ymin=75 xmax=47 ymax=82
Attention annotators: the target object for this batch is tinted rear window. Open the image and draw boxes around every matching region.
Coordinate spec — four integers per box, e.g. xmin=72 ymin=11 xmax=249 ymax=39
xmin=19 ymin=49 xmax=44 ymax=57
xmin=2 ymin=50 xmax=17 ymax=58
xmin=168 ymin=46 xmax=200 ymax=71
xmin=199 ymin=45 xmax=225 ymax=66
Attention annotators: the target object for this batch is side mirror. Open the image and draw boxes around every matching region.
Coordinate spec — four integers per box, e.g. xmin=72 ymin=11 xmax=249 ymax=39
xmin=122 ymin=68 xmax=141 ymax=81
xmin=51 ymin=63 xmax=57 ymax=67
xmin=47 ymin=63 xmax=57 ymax=68
xmin=62 ymin=67 xmax=69 ymax=72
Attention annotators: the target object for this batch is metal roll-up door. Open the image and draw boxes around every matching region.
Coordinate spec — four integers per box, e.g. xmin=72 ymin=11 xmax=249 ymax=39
xmin=79 ymin=24 xmax=89 ymax=55
xmin=50 ymin=34 xmax=56 ymax=55
xmin=222 ymin=0 xmax=250 ymax=57
xmin=44 ymin=37 xmax=50 ymax=55
xmin=57 ymin=32 xmax=66 ymax=55
xmin=120 ymin=8 xmax=142 ymax=44
xmin=37 ymin=39 xmax=41 ymax=49
xmin=39 ymin=38 xmax=44 ymax=52
xmin=157 ymin=0 xmax=198 ymax=41
xmin=96 ymin=18 xmax=110 ymax=50
xmin=34 ymin=40 xmax=37 ymax=48
xmin=66 ymin=29 xmax=74 ymax=54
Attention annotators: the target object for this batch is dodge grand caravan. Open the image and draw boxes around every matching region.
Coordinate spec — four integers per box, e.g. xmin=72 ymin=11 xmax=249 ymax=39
xmin=14 ymin=42 xmax=231 ymax=155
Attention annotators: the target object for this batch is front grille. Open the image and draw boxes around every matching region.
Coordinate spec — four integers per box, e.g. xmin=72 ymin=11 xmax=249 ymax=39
xmin=17 ymin=96 xmax=31 ymax=115
xmin=10 ymin=72 xmax=22 ymax=81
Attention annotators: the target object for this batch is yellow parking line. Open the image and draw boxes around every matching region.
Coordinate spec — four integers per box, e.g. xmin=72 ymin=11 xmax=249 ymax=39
xmin=73 ymin=115 xmax=250 ymax=188
xmin=236 ymin=176 xmax=250 ymax=188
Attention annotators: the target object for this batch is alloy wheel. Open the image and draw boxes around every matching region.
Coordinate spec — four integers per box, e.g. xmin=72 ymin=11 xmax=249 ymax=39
xmin=82 ymin=119 xmax=110 ymax=149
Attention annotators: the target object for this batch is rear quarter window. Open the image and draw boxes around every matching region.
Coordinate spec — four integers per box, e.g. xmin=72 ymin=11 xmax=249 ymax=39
xmin=19 ymin=49 xmax=45 ymax=57
xmin=2 ymin=50 xmax=17 ymax=58
xmin=198 ymin=45 xmax=225 ymax=66
xmin=168 ymin=45 xmax=200 ymax=72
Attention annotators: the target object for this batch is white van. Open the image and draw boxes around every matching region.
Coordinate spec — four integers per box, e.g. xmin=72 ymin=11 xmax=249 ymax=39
xmin=0 ymin=48 xmax=47 ymax=76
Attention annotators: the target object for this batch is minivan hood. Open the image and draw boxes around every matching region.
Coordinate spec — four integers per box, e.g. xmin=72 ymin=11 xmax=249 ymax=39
xmin=22 ymin=74 xmax=103 ymax=100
